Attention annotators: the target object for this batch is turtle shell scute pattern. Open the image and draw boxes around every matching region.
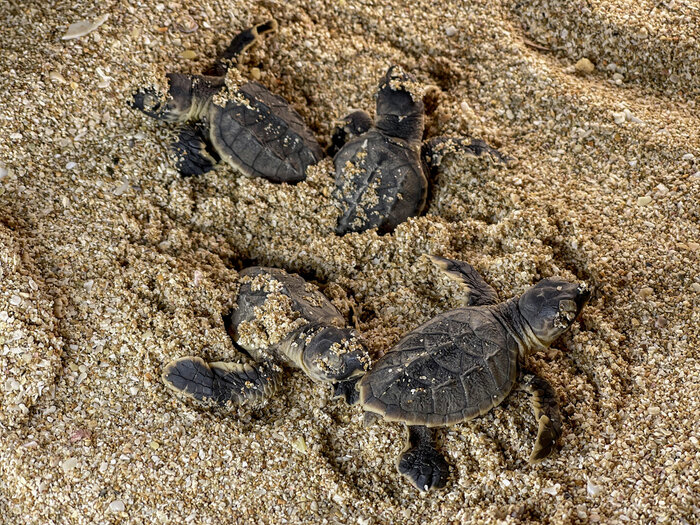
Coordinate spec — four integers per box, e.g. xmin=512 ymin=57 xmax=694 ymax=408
xmin=359 ymin=308 xmax=519 ymax=427
xmin=333 ymin=130 xmax=427 ymax=234
xmin=210 ymin=82 xmax=322 ymax=183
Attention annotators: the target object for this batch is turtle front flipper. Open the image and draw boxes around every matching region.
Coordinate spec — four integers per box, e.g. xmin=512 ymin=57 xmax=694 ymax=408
xmin=422 ymin=137 xmax=510 ymax=178
xmin=327 ymin=110 xmax=373 ymax=157
xmin=162 ymin=356 xmax=280 ymax=407
xmin=332 ymin=375 xmax=363 ymax=405
xmin=207 ymin=20 xmax=278 ymax=77
xmin=520 ymin=371 xmax=562 ymax=463
xmin=429 ymin=255 xmax=500 ymax=306
xmin=397 ymin=426 xmax=450 ymax=491
xmin=171 ymin=124 xmax=221 ymax=176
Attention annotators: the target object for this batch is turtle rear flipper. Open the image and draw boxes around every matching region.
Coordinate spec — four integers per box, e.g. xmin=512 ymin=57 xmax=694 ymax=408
xmin=422 ymin=137 xmax=510 ymax=178
xmin=162 ymin=356 xmax=280 ymax=407
xmin=207 ymin=20 xmax=278 ymax=77
xmin=520 ymin=371 xmax=562 ymax=463
xmin=397 ymin=426 xmax=450 ymax=492
xmin=332 ymin=375 xmax=363 ymax=405
xmin=429 ymin=255 xmax=500 ymax=306
xmin=171 ymin=124 xmax=220 ymax=176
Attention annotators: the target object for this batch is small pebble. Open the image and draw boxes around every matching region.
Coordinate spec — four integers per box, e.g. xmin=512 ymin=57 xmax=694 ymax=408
xmin=182 ymin=50 xmax=197 ymax=60
xmin=70 ymin=429 xmax=91 ymax=442
xmin=655 ymin=183 xmax=669 ymax=195
xmin=542 ymin=484 xmax=559 ymax=495
xmin=445 ymin=25 xmax=458 ymax=37
xmin=691 ymin=283 xmax=700 ymax=293
xmin=637 ymin=196 xmax=652 ymax=206
xmin=574 ymin=58 xmax=595 ymax=74
xmin=292 ymin=436 xmax=307 ymax=453
xmin=638 ymin=287 xmax=654 ymax=299
xmin=66 ymin=161 xmax=77 ymax=170
xmin=612 ymin=111 xmax=626 ymax=124
xmin=681 ymin=153 xmax=695 ymax=161
xmin=49 ymin=71 xmax=66 ymax=83
xmin=654 ymin=316 xmax=667 ymax=329
xmin=175 ymin=15 xmax=198 ymax=33
xmin=96 ymin=67 xmax=111 ymax=89
xmin=109 ymin=500 xmax=126 ymax=512
xmin=113 ymin=180 xmax=130 ymax=196
xmin=61 ymin=457 xmax=78 ymax=473
xmin=648 ymin=406 xmax=661 ymax=415
xmin=624 ymin=108 xmax=643 ymax=123
xmin=574 ymin=58 xmax=595 ymax=75
xmin=587 ymin=480 xmax=602 ymax=496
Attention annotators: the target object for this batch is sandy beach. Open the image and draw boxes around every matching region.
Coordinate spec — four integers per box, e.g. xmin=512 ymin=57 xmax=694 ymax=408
xmin=1 ymin=0 xmax=698 ymax=523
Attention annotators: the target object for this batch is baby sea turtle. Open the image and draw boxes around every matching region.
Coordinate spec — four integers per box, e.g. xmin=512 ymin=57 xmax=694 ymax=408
xmin=131 ymin=21 xmax=323 ymax=182
xmin=163 ymin=267 xmax=370 ymax=408
xmin=357 ymin=256 xmax=591 ymax=491
xmin=331 ymin=66 xmax=507 ymax=235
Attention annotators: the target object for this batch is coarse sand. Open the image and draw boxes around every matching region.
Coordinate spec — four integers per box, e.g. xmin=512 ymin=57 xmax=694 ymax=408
xmin=0 ymin=0 xmax=698 ymax=523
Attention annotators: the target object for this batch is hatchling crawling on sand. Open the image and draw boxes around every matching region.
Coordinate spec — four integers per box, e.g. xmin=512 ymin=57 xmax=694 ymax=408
xmin=163 ymin=267 xmax=370 ymax=408
xmin=331 ymin=66 xmax=508 ymax=235
xmin=357 ymin=256 xmax=591 ymax=491
xmin=131 ymin=21 xmax=323 ymax=182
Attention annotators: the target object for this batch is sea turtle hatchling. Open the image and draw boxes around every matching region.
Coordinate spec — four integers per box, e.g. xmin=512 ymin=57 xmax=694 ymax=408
xmin=331 ymin=66 xmax=508 ymax=235
xmin=163 ymin=267 xmax=370 ymax=408
xmin=357 ymin=256 xmax=591 ymax=491
xmin=131 ymin=20 xmax=323 ymax=182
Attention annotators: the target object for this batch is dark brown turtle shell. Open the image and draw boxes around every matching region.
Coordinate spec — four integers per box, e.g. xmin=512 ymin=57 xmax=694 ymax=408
xmin=209 ymin=83 xmax=323 ymax=183
xmin=333 ymin=130 xmax=427 ymax=234
xmin=358 ymin=307 xmax=519 ymax=427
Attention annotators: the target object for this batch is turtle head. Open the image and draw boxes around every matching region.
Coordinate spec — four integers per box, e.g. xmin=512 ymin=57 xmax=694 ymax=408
xmin=301 ymin=326 xmax=370 ymax=384
xmin=375 ymin=66 xmax=425 ymax=143
xmin=518 ymin=278 xmax=591 ymax=347
xmin=130 ymin=73 xmax=194 ymax=123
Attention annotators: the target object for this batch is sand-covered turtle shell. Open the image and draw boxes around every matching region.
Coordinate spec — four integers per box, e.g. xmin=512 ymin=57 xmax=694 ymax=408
xmin=209 ymin=82 xmax=323 ymax=183
xmin=359 ymin=307 xmax=519 ymax=427
xmin=229 ymin=267 xmax=345 ymax=360
xmin=334 ymin=130 xmax=427 ymax=234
